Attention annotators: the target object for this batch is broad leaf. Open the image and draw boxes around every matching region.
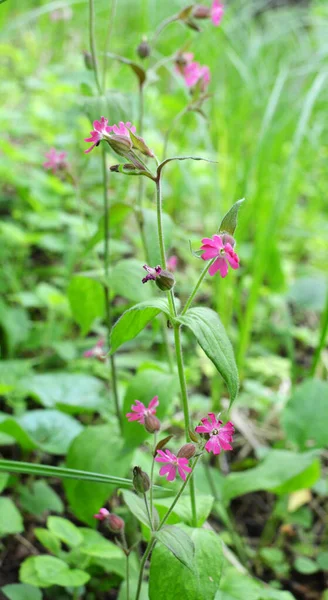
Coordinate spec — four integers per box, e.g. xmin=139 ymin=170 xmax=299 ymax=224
xmin=2 ymin=584 xmax=42 ymax=600
xmin=0 ymin=498 xmax=23 ymax=537
xmin=149 ymin=527 xmax=223 ymax=600
xmin=110 ymin=259 xmax=152 ymax=303
xmin=219 ymin=198 xmax=244 ymax=236
xmin=68 ymin=276 xmax=105 ymax=335
xmin=216 ymin=566 xmax=296 ymax=600
xmin=47 ymin=517 xmax=84 ymax=547
xmin=177 ymin=307 xmax=239 ymax=404
xmin=282 ymin=379 xmax=328 ymax=450
xmin=64 ymin=424 xmax=132 ymax=525
xmin=20 ymin=555 xmax=89 ymax=588
xmin=110 ymin=298 xmax=172 ymax=353
xmin=122 ymin=489 xmax=159 ymax=529
xmin=18 ymin=409 xmax=83 ymax=455
xmin=154 ymin=495 xmax=214 ymax=527
xmin=19 ymin=480 xmax=63 ymax=516
xmin=154 ymin=525 xmax=194 ymax=569
xmin=34 ymin=528 xmax=61 ymax=555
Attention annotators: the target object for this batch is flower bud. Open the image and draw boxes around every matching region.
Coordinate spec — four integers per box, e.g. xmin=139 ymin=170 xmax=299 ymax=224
xmin=155 ymin=269 xmax=175 ymax=292
xmin=94 ymin=507 xmax=110 ymax=521
xmin=133 ymin=466 xmax=150 ymax=493
xmin=108 ymin=513 xmax=125 ymax=533
xmin=107 ymin=134 xmax=133 ymax=156
xmin=83 ymin=50 xmax=94 ymax=70
xmin=137 ymin=38 xmax=151 ymax=59
xmin=177 ymin=443 xmax=196 ymax=459
xmin=221 ymin=233 xmax=236 ymax=247
xmin=192 ymin=4 xmax=211 ymax=19
xmin=144 ymin=414 xmax=161 ymax=434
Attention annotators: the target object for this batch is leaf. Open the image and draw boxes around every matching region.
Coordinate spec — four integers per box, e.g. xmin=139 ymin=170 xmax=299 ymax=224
xmin=80 ymin=538 xmax=124 ymax=560
xmin=64 ymin=424 xmax=132 ymax=525
xmin=34 ymin=528 xmax=61 ymax=555
xmin=155 ymin=526 xmax=195 ymax=569
xmin=0 ymin=498 xmax=23 ymax=536
xmin=68 ymin=276 xmax=105 ymax=335
xmin=0 ymin=414 xmax=36 ymax=451
xmin=21 ymin=372 xmax=105 ymax=413
xmin=219 ymin=198 xmax=245 ymax=236
xmin=222 ymin=450 xmax=320 ymax=503
xmin=149 ymin=527 xmax=223 ymax=600
xmin=110 ymin=259 xmax=152 ymax=303
xmin=2 ymin=584 xmax=42 ymax=600
xmin=0 ymin=300 xmax=30 ymax=357
xmin=0 ymin=473 xmax=9 ymax=493
xmin=18 ymin=480 xmax=64 ymax=516
xmin=294 ymin=556 xmax=319 ymax=575
xmin=20 ymin=555 xmax=90 ymax=588
xmin=216 ymin=566 xmax=296 ymax=600
xmin=142 ymin=209 xmax=175 ymax=266
xmin=122 ymin=489 xmax=159 ymax=529
xmin=83 ymin=204 xmax=132 ymax=255
xmin=105 ymin=53 xmax=146 ymax=86
xmin=157 ymin=156 xmax=217 ymax=178
xmin=177 ymin=307 xmax=239 ymax=404
xmin=154 ymin=495 xmax=214 ymax=528
xmin=282 ymin=379 xmax=328 ymax=450
xmin=47 ymin=517 xmax=84 ymax=548
xmin=155 ymin=435 xmax=174 ymax=454
xmin=122 ymin=369 xmax=178 ymax=448
xmin=110 ymin=298 xmax=172 ymax=353
xmin=18 ymin=409 xmax=83 ymax=455
xmin=287 ymin=276 xmax=327 ymax=311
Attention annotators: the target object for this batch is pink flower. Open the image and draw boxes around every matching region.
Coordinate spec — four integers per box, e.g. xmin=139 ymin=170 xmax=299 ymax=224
xmin=155 ymin=449 xmax=192 ymax=482
xmin=211 ymin=0 xmax=224 ymax=26
xmin=142 ymin=264 xmax=162 ymax=284
xmin=167 ymin=256 xmax=178 ymax=272
xmin=94 ymin=508 xmax=110 ymax=520
xmin=200 ymin=234 xmax=239 ymax=277
xmin=183 ymin=61 xmax=211 ymax=92
xmin=50 ymin=7 xmax=72 ymax=21
xmin=126 ymin=396 xmax=159 ymax=425
xmin=83 ymin=338 xmax=105 ymax=359
xmin=43 ymin=148 xmax=67 ymax=173
xmin=84 ymin=116 xmax=112 ymax=153
xmin=195 ymin=413 xmax=234 ymax=455
xmin=108 ymin=121 xmax=136 ymax=136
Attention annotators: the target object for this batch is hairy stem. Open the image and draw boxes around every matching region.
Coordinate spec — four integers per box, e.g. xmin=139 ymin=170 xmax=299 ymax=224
xmin=149 ymin=433 xmax=157 ymax=522
xmin=135 ymin=537 xmax=156 ymax=600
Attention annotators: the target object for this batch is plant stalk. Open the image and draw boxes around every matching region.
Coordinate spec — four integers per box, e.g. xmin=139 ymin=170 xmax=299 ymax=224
xmin=88 ymin=0 xmax=102 ymax=95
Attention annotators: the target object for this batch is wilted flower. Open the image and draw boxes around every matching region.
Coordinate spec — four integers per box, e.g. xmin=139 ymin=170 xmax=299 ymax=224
xmin=43 ymin=148 xmax=68 ymax=173
xmin=200 ymin=234 xmax=239 ymax=277
xmin=177 ymin=443 xmax=196 ymax=459
xmin=167 ymin=255 xmax=178 ymax=272
xmin=107 ymin=513 xmax=125 ymax=533
xmin=126 ymin=396 xmax=159 ymax=424
xmin=144 ymin=414 xmax=161 ymax=434
xmin=94 ymin=507 xmax=110 ymax=521
xmin=211 ymin=0 xmax=224 ymax=26
xmin=83 ymin=338 xmax=105 ymax=360
xmin=195 ymin=413 xmax=234 ymax=455
xmin=142 ymin=265 xmax=175 ymax=291
xmin=155 ymin=449 xmax=192 ymax=482
xmin=84 ymin=116 xmax=112 ymax=153
xmin=133 ymin=466 xmax=150 ymax=493
xmin=137 ymin=38 xmax=151 ymax=59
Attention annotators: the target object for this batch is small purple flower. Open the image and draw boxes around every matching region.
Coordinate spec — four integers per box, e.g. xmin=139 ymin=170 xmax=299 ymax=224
xmin=142 ymin=264 xmax=162 ymax=284
xmin=83 ymin=338 xmax=105 ymax=360
xmin=43 ymin=148 xmax=68 ymax=173
xmin=126 ymin=396 xmax=159 ymax=424
xmin=94 ymin=508 xmax=110 ymax=521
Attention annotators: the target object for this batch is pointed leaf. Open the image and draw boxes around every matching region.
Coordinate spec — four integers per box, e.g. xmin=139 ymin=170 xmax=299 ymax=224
xmin=155 ymin=526 xmax=194 ymax=569
xmin=219 ymin=198 xmax=245 ymax=236
xmin=177 ymin=307 xmax=239 ymax=405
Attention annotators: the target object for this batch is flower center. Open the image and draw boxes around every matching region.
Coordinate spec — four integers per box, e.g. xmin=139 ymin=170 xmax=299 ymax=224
xmin=211 ymin=428 xmax=219 ymax=436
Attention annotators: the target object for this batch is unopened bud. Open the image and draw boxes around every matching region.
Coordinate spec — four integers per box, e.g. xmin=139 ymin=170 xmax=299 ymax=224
xmin=192 ymin=5 xmax=211 ymax=19
xmin=221 ymin=233 xmax=236 ymax=247
xmin=144 ymin=414 xmax=161 ymax=434
xmin=155 ymin=269 xmax=175 ymax=292
xmin=133 ymin=466 xmax=150 ymax=493
xmin=108 ymin=513 xmax=125 ymax=533
xmin=83 ymin=50 xmax=94 ymax=70
xmin=177 ymin=443 xmax=196 ymax=459
xmin=107 ymin=134 xmax=133 ymax=156
xmin=137 ymin=38 xmax=151 ymax=59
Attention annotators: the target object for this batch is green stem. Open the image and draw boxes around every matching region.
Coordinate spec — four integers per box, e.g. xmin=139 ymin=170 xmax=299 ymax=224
xmin=102 ymin=147 xmax=122 ymax=433
xmin=155 ymin=176 xmax=176 ymax=317
xmin=181 ymin=260 xmax=214 ymax=316
xmin=310 ymin=287 xmax=328 ymax=376
xmin=158 ymin=455 xmax=201 ymax=529
xmin=88 ymin=0 xmax=102 ymax=95
xmin=135 ymin=538 xmax=156 ymax=600
xmin=138 ymin=84 xmax=144 ymax=133
xmin=149 ymin=433 xmax=157 ymax=522
xmin=143 ymin=492 xmax=153 ymax=530
xmin=102 ymin=0 xmax=117 ymax=89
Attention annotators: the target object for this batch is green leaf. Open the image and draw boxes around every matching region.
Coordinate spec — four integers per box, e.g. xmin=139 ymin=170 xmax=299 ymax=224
xmin=105 ymin=53 xmax=146 ymax=86
xmin=155 ymin=525 xmax=195 ymax=569
xmin=216 ymin=566 xmax=296 ymax=600
xmin=122 ymin=489 xmax=158 ymax=529
xmin=18 ymin=480 xmax=64 ymax=516
xmin=20 ymin=555 xmax=90 ymax=588
xmin=294 ymin=556 xmax=319 ymax=575
xmin=219 ymin=198 xmax=245 ymax=236
xmin=80 ymin=537 xmax=124 ymax=560
xmin=177 ymin=307 xmax=239 ymax=405
xmin=64 ymin=424 xmax=132 ymax=525
xmin=142 ymin=209 xmax=175 ymax=267
xmin=0 ymin=300 xmax=30 ymax=357
xmin=21 ymin=372 xmax=105 ymax=413
xmin=68 ymin=276 xmax=105 ymax=335
xmin=0 ymin=414 xmax=36 ymax=451
xmin=34 ymin=528 xmax=61 ymax=555
xmin=0 ymin=473 xmax=9 ymax=493
xmin=110 ymin=298 xmax=172 ymax=353
xmin=317 ymin=551 xmax=328 ymax=571
xmin=157 ymin=156 xmax=217 ymax=179
xmin=282 ymin=379 xmax=328 ymax=450
xmin=287 ymin=276 xmax=327 ymax=311
xmin=154 ymin=495 xmax=214 ymax=527
xmin=18 ymin=409 xmax=83 ymax=455
xmin=222 ymin=450 xmax=320 ymax=503
xmin=2 ymin=584 xmax=42 ymax=600
xmin=0 ymin=498 xmax=23 ymax=536
xmin=47 ymin=517 xmax=84 ymax=547
xmin=110 ymin=259 xmax=152 ymax=303
xmin=149 ymin=527 xmax=223 ymax=600
xmin=122 ymin=369 xmax=179 ymax=448
xmin=83 ymin=204 xmax=132 ymax=255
